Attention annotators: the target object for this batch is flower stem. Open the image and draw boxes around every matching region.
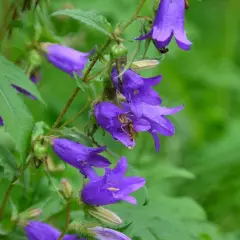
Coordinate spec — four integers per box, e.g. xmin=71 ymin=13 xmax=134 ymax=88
xmin=58 ymin=202 xmax=71 ymax=240
xmin=58 ymin=101 xmax=90 ymax=129
xmin=51 ymin=38 xmax=112 ymax=130
xmin=0 ymin=160 xmax=31 ymax=221
xmin=121 ymin=0 xmax=146 ymax=33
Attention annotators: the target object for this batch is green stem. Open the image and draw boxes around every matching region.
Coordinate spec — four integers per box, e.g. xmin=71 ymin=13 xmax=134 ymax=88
xmin=0 ymin=160 xmax=31 ymax=221
xmin=51 ymin=38 xmax=112 ymax=130
xmin=58 ymin=101 xmax=90 ymax=129
xmin=58 ymin=202 xmax=71 ymax=240
xmin=121 ymin=0 xmax=146 ymax=33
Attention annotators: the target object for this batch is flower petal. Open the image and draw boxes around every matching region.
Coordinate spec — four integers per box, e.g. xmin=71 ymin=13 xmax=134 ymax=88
xmin=149 ymin=130 xmax=160 ymax=152
xmin=121 ymin=196 xmax=137 ymax=205
xmin=88 ymin=155 xmax=111 ymax=167
xmin=134 ymin=119 xmax=151 ymax=132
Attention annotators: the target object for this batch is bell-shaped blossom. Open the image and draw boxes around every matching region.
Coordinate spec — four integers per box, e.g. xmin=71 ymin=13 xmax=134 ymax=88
xmin=44 ymin=44 xmax=91 ymax=77
xmin=11 ymin=71 xmax=41 ymax=100
xmin=89 ymin=226 xmax=131 ymax=240
xmin=137 ymin=0 xmax=192 ymax=51
xmin=81 ymin=157 xmax=146 ymax=205
xmin=0 ymin=72 xmax=41 ymax=126
xmin=52 ymin=138 xmax=110 ymax=180
xmin=94 ymin=102 xmax=150 ymax=149
xmin=140 ymin=103 xmax=183 ymax=151
xmin=24 ymin=221 xmax=81 ymax=240
xmin=111 ymin=68 xmax=162 ymax=117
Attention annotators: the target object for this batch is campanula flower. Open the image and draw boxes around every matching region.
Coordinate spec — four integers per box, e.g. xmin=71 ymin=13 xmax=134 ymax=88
xmin=81 ymin=157 xmax=146 ymax=205
xmin=24 ymin=221 xmax=81 ymax=240
xmin=0 ymin=117 xmax=3 ymax=126
xmin=140 ymin=103 xmax=184 ymax=151
xmin=43 ymin=43 xmax=91 ymax=77
xmin=52 ymin=138 xmax=110 ymax=180
xmin=11 ymin=71 xmax=41 ymax=100
xmin=137 ymin=0 xmax=192 ymax=51
xmin=111 ymin=68 xmax=162 ymax=117
xmin=88 ymin=226 xmax=131 ymax=240
xmin=94 ymin=102 xmax=150 ymax=149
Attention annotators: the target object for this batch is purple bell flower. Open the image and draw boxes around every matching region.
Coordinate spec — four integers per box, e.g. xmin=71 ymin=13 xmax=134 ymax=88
xmin=44 ymin=44 xmax=91 ymax=77
xmin=137 ymin=0 xmax=192 ymax=51
xmin=24 ymin=221 xmax=81 ymax=240
xmin=94 ymin=102 xmax=151 ymax=149
xmin=11 ymin=71 xmax=41 ymax=100
xmin=140 ymin=103 xmax=184 ymax=151
xmin=81 ymin=156 xmax=146 ymax=206
xmin=111 ymin=68 xmax=162 ymax=117
xmin=52 ymin=138 xmax=110 ymax=180
xmin=0 ymin=117 xmax=3 ymax=126
xmin=89 ymin=226 xmax=131 ymax=240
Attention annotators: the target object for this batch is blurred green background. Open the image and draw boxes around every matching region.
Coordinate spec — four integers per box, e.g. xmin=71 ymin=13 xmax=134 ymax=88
xmin=2 ymin=0 xmax=240 ymax=239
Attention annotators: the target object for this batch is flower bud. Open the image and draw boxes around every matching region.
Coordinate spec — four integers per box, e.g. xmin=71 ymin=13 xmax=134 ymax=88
xmin=131 ymin=59 xmax=159 ymax=71
xmin=33 ymin=140 xmax=48 ymax=160
xmin=87 ymin=206 xmax=122 ymax=226
xmin=111 ymin=43 xmax=128 ymax=59
xmin=29 ymin=50 xmax=43 ymax=70
xmin=60 ymin=178 xmax=73 ymax=199
xmin=17 ymin=208 xmax=42 ymax=226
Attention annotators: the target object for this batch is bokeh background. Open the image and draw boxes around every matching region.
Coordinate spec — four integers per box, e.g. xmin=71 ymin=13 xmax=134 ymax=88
xmin=2 ymin=0 xmax=240 ymax=239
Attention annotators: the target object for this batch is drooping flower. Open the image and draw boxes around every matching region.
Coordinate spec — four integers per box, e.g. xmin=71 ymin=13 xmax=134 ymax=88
xmin=24 ymin=221 xmax=81 ymax=240
xmin=88 ymin=226 xmax=131 ymax=240
xmin=140 ymin=103 xmax=184 ymax=151
xmin=81 ymin=157 xmax=146 ymax=205
xmin=11 ymin=71 xmax=41 ymax=100
xmin=111 ymin=67 xmax=162 ymax=117
xmin=42 ymin=43 xmax=91 ymax=77
xmin=52 ymin=138 xmax=110 ymax=180
xmin=94 ymin=102 xmax=150 ymax=149
xmin=137 ymin=0 xmax=192 ymax=51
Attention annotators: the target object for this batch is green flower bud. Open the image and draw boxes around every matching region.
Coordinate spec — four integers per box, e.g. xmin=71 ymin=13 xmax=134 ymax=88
xmin=33 ymin=141 xmax=48 ymax=160
xmin=87 ymin=206 xmax=122 ymax=225
xmin=131 ymin=59 xmax=160 ymax=71
xmin=60 ymin=178 xmax=73 ymax=199
xmin=111 ymin=43 xmax=128 ymax=59
xmin=29 ymin=50 xmax=43 ymax=69
xmin=17 ymin=208 xmax=42 ymax=226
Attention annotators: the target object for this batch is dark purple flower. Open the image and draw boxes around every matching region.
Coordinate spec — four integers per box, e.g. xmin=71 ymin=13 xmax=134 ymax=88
xmin=112 ymin=68 xmax=162 ymax=117
xmin=52 ymin=138 xmax=110 ymax=180
xmin=137 ymin=0 xmax=192 ymax=51
xmin=0 ymin=117 xmax=3 ymax=126
xmin=89 ymin=226 xmax=131 ymax=240
xmin=44 ymin=44 xmax=91 ymax=77
xmin=24 ymin=221 xmax=80 ymax=240
xmin=11 ymin=71 xmax=41 ymax=99
xmin=81 ymin=157 xmax=146 ymax=206
xmin=94 ymin=102 xmax=150 ymax=149
xmin=140 ymin=103 xmax=184 ymax=151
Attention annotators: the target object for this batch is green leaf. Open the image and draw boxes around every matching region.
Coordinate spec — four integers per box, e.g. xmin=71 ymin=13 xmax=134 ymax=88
xmin=0 ymin=82 xmax=33 ymax=160
xmin=0 ymin=146 xmax=18 ymax=180
xmin=51 ymin=9 xmax=112 ymax=37
xmin=109 ymin=195 xmax=220 ymax=240
xmin=0 ymin=56 xmax=44 ymax=103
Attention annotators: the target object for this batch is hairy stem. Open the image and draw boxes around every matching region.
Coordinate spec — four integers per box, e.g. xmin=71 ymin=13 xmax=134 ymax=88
xmin=51 ymin=38 xmax=112 ymax=130
xmin=0 ymin=160 xmax=31 ymax=221
xmin=58 ymin=202 xmax=71 ymax=240
xmin=121 ymin=0 xmax=146 ymax=32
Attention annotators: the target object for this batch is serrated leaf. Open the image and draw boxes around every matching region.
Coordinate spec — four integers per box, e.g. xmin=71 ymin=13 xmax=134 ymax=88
xmin=52 ymin=9 xmax=112 ymax=37
xmin=0 ymin=146 xmax=17 ymax=180
xmin=0 ymin=82 xmax=33 ymax=159
xmin=0 ymin=56 xmax=43 ymax=103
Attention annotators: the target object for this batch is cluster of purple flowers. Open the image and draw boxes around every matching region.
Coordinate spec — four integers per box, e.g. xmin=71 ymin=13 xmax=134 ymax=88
xmin=95 ymin=68 xmax=183 ymax=152
xmin=22 ymin=0 xmax=191 ymax=239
